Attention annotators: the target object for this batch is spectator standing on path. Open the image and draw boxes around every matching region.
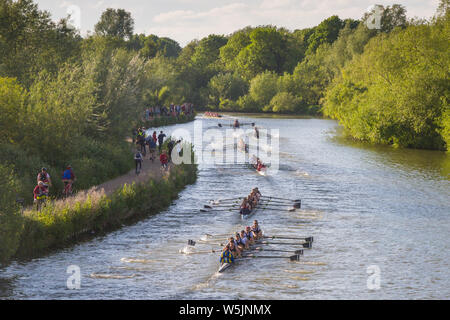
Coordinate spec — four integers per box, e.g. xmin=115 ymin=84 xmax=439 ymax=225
xmin=160 ymin=150 xmax=169 ymax=170
xmin=158 ymin=131 xmax=166 ymax=153
xmin=152 ymin=131 xmax=157 ymax=143
xmin=134 ymin=149 xmax=143 ymax=174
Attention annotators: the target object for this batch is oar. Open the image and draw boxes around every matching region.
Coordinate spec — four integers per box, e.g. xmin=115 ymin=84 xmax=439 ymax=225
xmin=253 ymin=247 xmax=304 ymax=255
xmin=211 ymin=197 xmax=243 ymax=203
xmin=189 ymin=239 xmax=312 ymax=248
xmin=260 ymin=241 xmax=312 ymax=248
xmin=261 ymin=196 xmax=301 ymax=202
xmin=188 ymin=239 xmax=227 ymax=247
xmin=181 ymin=249 xmax=222 ymax=255
xmin=204 ymin=233 xmax=232 ymax=238
xmin=257 ymin=203 xmax=301 ymax=209
xmin=264 ymin=236 xmax=313 ymax=242
xmin=204 ymin=204 xmax=240 ymax=209
xmin=241 ymin=254 xmax=301 ymax=261
xmin=260 ymin=198 xmax=300 ymax=204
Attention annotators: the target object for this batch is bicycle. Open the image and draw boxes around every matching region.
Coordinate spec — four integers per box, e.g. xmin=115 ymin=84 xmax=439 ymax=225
xmin=35 ymin=193 xmax=48 ymax=211
xmin=62 ymin=179 xmax=73 ymax=197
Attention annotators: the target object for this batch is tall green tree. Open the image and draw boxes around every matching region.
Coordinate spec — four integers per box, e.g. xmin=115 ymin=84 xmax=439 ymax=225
xmin=94 ymin=8 xmax=134 ymax=40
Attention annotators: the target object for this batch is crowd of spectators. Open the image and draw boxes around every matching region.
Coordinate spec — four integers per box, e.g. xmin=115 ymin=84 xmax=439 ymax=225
xmin=144 ymin=103 xmax=194 ymax=120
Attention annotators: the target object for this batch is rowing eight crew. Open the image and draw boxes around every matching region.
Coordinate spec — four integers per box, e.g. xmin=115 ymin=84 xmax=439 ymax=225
xmin=220 ymin=220 xmax=263 ymax=264
xmin=239 ymin=187 xmax=261 ymax=215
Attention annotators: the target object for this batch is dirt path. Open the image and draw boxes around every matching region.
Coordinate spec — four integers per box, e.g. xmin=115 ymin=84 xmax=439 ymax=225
xmin=92 ymin=155 xmax=170 ymax=196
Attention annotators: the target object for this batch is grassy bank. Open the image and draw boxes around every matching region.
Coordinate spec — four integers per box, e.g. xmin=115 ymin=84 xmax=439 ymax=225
xmin=13 ymin=162 xmax=197 ymax=260
xmin=143 ymin=113 xmax=196 ymax=128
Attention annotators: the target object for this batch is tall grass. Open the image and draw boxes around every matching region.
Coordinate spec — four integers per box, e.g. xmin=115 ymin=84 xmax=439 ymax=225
xmin=15 ymin=163 xmax=197 ymax=259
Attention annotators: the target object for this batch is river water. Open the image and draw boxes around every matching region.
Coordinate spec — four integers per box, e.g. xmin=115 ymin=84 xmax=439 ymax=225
xmin=1 ymin=115 xmax=449 ymax=299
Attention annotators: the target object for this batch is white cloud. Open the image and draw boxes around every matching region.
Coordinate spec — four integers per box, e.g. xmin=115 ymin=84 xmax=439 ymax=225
xmin=34 ymin=0 xmax=441 ymax=46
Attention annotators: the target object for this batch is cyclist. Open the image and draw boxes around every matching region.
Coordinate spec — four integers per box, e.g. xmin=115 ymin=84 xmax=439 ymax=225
xmin=37 ymin=167 xmax=52 ymax=188
xmin=33 ymin=181 xmax=48 ymax=208
xmin=62 ymin=165 xmax=76 ymax=196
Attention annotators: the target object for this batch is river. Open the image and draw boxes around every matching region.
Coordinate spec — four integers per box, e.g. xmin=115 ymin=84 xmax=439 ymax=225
xmin=1 ymin=115 xmax=449 ymax=299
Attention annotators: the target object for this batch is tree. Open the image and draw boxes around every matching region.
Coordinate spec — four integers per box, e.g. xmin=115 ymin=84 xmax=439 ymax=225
xmin=248 ymin=71 xmax=279 ymax=109
xmin=207 ymin=73 xmax=248 ymax=107
xmin=94 ymin=8 xmax=134 ymax=40
xmin=305 ymin=15 xmax=344 ymax=55
xmin=0 ymin=77 xmax=27 ymax=143
xmin=266 ymin=92 xmax=299 ymax=113
xmin=0 ymin=0 xmax=81 ymax=87
xmin=234 ymin=26 xmax=290 ymax=79
xmin=0 ymin=164 xmax=23 ymax=264
xmin=323 ymin=19 xmax=449 ymax=150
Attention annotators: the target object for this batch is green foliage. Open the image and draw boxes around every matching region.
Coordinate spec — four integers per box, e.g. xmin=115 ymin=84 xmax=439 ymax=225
xmin=0 ymin=164 xmax=24 ymax=264
xmin=305 ymin=16 xmax=345 ymax=55
xmin=207 ymin=73 xmax=248 ymax=107
xmin=249 ymin=71 xmax=279 ymax=109
xmin=0 ymin=0 xmax=81 ymax=87
xmin=15 ymin=162 xmax=197 ymax=259
xmin=94 ymin=8 xmax=134 ymax=39
xmin=266 ymin=92 xmax=300 ymax=113
xmin=324 ymin=17 xmax=450 ymax=150
xmin=0 ymin=77 xmax=27 ymax=143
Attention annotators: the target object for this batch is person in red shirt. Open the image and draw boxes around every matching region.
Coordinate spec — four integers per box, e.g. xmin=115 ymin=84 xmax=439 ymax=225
xmin=33 ymin=181 xmax=48 ymax=202
xmin=160 ymin=151 xmax=169 ymax=170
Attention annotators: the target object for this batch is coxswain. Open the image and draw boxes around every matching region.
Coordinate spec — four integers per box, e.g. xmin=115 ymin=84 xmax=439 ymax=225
xmin=220 ymin=244 xmax=235 ymax=265
xmin=226 ymin=237 xmax=241 ymax=258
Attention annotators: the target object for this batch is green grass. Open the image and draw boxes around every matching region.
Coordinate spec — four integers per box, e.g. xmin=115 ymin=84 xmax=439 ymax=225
xmin=15 ymin=162 xmax=197 ymax=259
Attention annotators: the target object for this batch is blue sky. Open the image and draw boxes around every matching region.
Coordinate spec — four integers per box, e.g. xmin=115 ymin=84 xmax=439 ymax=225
xmin=36 ymin=0 xmax=440 ymax=46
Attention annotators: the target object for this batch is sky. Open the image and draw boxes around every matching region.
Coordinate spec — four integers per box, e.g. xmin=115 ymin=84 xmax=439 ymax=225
xmin=35 ymin=0 xmax=440 ymax=46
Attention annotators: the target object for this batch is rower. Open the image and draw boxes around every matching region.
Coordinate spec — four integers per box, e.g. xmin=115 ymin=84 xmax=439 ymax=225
xmin=220 ymin=244 xmax=235 ymax=265
xmin=240 ymin=199 xmax=251 ymax=215
xmin=244 ymin=226 xmax=255 ymax=245
xmin=251 ymin=188 xmax=261 ymax=201
xmin=235 ymin=232 xmax=246 ymax=252
xmin=239 ymin=230 xmax=250 ymax=250
xmin=247 ymin=194 xmax=258 ymax=209
xmin=251 ymin=220 xmax=263 ymax=239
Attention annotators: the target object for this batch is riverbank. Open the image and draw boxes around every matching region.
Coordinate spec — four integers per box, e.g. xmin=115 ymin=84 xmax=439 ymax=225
xmin=12 ymin=158 xmax=197 ymax=261
xmin=143 ymin=113 xmax=196 ymax=128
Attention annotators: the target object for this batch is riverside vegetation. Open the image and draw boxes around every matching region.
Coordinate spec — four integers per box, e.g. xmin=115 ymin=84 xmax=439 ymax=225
xmin=0 ymin=0 xmax=449 ymax=261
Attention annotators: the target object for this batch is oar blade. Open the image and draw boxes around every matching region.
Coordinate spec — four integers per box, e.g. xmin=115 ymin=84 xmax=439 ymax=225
xmin=204 ymin=205 xmax=212 ymax=209
xmin=290 ymin=255 xmax=300 ymax=261
xmin=302 ymin=242 xmax=312 ymax=248
xmin=305 ymin=236 xmax=313 ymax=243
